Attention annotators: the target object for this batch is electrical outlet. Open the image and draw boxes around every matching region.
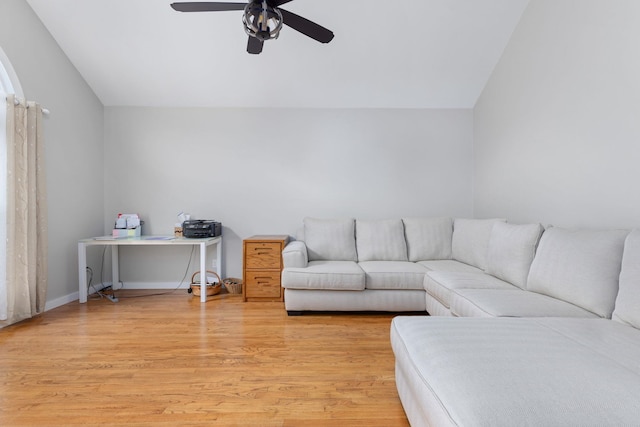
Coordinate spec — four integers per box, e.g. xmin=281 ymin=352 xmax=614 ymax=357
xmin=211 ymin=260 xmax=217 ymax=270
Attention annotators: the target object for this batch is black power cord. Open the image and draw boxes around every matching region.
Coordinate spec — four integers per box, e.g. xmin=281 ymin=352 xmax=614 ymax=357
xmin=87 ymin=246 xmax=115 ymax=300
xmin=117 ymin=245 xmax=196 ymax=299
xmin=87 ymin=245 xmax=199 ymax=300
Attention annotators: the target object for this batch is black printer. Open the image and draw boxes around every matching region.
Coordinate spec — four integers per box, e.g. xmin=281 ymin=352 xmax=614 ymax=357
xmin=182 ymin=220 xmax=222 ymax=238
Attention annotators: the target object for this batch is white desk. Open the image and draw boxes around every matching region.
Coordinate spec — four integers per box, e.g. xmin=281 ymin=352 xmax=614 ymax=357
xmin=78 ymin=236 xmax=222 ymax=303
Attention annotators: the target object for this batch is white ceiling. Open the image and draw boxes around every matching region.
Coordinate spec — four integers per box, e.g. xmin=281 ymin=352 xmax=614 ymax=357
xmin=26 ymin=0 xmax=529 ymax=108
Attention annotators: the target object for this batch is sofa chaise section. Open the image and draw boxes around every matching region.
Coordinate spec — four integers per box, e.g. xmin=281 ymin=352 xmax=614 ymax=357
xmin=391 ymin=316 xmax=640 ymax=427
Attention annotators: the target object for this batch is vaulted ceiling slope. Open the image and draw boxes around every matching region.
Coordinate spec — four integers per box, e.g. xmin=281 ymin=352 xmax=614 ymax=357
xmin=26 ymin=0 xmax=529 ymax=108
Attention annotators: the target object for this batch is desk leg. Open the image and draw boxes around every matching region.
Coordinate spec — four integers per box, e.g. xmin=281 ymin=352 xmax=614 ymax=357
xmin=216 ymin=239 xmax=223 ymax=279
xmin=112 ymin=245 xmax=119 ymax=289
xmin=78 ymin=242 xmax=87 ymax=303
xmin=200 ymin=241 xmax=207 ymax=303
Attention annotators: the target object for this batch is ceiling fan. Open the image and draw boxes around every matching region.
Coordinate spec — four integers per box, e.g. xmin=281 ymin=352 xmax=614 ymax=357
xmin=170 ymin=1 xmax=334 ymax=54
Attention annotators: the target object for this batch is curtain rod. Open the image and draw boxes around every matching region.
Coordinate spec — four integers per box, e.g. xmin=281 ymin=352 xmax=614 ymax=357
xmin=9 ymin=96 xmax=50 ymax=116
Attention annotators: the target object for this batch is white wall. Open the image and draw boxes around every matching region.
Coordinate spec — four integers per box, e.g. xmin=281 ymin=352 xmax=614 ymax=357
xmin=104 ymin=107 xmax=473 ymax=282
xmin=0 ymin=0 xmax=104 ymax=306
xmin=474 ymin=0 xmax=640 ymax=228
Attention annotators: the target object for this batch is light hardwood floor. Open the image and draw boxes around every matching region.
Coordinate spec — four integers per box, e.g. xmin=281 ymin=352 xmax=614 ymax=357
xmin=0 ymin=290 xmax=410 ymax=426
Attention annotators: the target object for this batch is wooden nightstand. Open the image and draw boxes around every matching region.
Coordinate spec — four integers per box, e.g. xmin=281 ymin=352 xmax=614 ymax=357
xmin=243 ymin=235 xmax=289 ymax=302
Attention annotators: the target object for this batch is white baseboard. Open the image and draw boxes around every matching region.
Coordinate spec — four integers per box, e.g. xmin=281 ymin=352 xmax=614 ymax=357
xmin=113 ymin=281 xmax=191 ymax=290
xmin=46 ymin=281 xmax=193 ymax=311
xmin=45 ymin=281 xmax=114 ymax=311
xmin=45 ymin=292 xmax=80 ymax=311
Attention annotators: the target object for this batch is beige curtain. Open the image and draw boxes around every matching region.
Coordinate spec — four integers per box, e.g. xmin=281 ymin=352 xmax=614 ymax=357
xmin=1 ymin=95 xmax=48 ymax=328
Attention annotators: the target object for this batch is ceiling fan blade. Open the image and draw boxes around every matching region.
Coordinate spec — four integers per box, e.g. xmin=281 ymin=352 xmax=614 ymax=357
xmin=279 ymin=9 xmax=334 ymax=43
xmin=268 ymin=0 xmax=294 ymax=7
xmin=170 ymin=2 xmax=247 ymax=12
xmin=247 ymin=36 xmax=264 ymax=54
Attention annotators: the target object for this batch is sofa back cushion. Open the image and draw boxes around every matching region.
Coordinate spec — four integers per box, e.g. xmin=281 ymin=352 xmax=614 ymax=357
xmin=451 ymin=218 xmax=506 ymax=270
xmin=356 ymin=219 xmax=408 ymax=261
xmin=485 ymin=222 xmax=544 ymax=289
xmin=613 ymin=229 xmax=640 ymax=329
xmin=527 ymin=227 xmax=629 ymax=318
xmin=304 ymin=217 xmax=357 ymax=261
xmin=402 ymin=217 xmax=453 ymax=261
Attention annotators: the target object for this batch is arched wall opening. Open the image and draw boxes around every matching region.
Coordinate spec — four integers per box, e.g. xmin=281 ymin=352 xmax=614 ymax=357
xmin=0 ymin=46 xmax=24 ymax=320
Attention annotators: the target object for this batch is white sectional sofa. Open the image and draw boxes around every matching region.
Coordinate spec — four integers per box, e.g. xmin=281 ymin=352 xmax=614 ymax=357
xmin=282 ymin=216 xmax=640 ymax=425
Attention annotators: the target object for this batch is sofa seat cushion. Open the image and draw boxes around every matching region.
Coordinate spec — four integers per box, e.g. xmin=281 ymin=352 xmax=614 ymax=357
xmin=359 ymin=261 xmax=428 ymax=290
xmin=281 ymin=261 xmax=365 ymax=290
xmin=527 ymin=227 xmax=628 ymax=318
xmin=390 ymin=317 xmax=640 ymax=427
xmin=417 ymin=259 xmax=482 ymax=274
xmin=450 ymin=289 xmax=600 ymax=318
xmin=424 ymin=271 xmax=516 ymax=310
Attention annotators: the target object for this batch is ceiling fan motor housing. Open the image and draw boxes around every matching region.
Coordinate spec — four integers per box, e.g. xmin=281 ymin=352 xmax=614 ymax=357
xmin=243 ymin=0 xmax=283 ymax=41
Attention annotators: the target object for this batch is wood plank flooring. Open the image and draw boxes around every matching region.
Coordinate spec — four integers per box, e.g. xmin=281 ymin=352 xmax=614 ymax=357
xmin=0 ymin=290 xmax=410 ymax=426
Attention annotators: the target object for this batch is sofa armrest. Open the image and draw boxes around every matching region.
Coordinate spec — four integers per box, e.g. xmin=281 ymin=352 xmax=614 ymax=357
xmin=282 ymin=241 xmax=308 ymax=268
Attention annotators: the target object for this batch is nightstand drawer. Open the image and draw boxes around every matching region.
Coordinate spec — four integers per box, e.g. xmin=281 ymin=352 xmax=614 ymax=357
xmin=245 ymin=242 xmax=281 ymax=269
xmin=245 ymin=271 xmax=281 ymax=298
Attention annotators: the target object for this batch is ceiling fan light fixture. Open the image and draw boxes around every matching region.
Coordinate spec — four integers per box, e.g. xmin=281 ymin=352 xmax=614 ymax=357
xmin=243 ymin=0 xmax=283 ymax=41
